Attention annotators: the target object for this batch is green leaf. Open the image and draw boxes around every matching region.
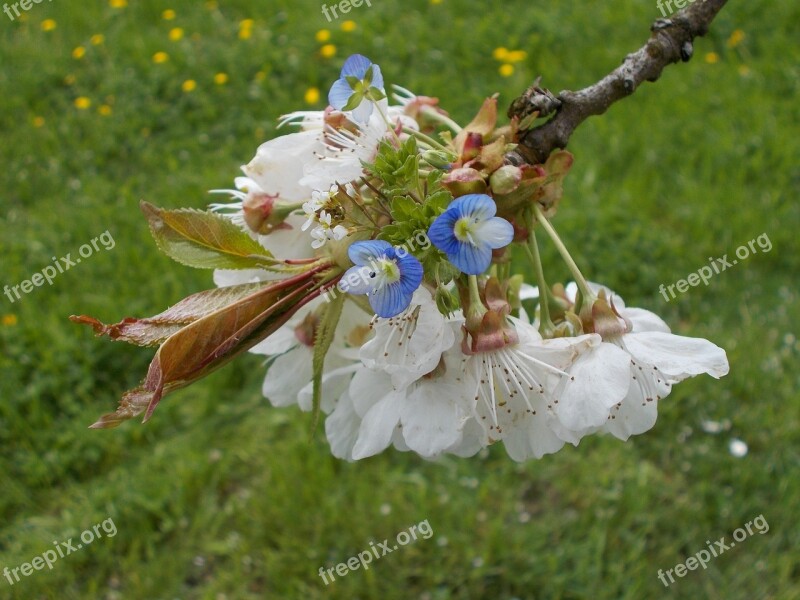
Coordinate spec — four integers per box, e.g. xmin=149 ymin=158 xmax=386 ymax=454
xmin=141 ymin=201 xmax=273 ymax=270
xmin=310 ymin=290 xmax=345 ymax=434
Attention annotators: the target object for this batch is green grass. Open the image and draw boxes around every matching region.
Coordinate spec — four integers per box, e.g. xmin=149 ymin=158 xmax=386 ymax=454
xmin=1 ymin=0 xmax=798 ymax=598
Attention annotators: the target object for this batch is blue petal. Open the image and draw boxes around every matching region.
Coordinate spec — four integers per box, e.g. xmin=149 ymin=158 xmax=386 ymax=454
xmin=475 ymin=216 xmax=514 ymax=249
xmin=328 ymin=78 xmax=354 ymax=111
xmin=342 ymin=265 xmax=375 ymax=295
xmin=397 ymin=254 xmax=423 ymax=295
xmin=427 ymin=210 xmax=460 ymax=255
xmin=369 ymin=64 xmax=384 ymax=90
xmin=348 ymin=240 xmax=391 ymax=266
xmin=449 ymin=240 xmax=492 ymax=275
xmin=350 ymin=98 xmax=374 ymax=124
xmin=450 ymin=194 xmax=496 ymax=221
xmin=370 ymin=282 xmax=413 ymax=318
xmin=341 ymin=54 xmax=372 ymax=79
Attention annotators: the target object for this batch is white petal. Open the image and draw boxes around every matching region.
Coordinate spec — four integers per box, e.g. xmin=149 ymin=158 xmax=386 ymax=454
xmin=565 ymin=281 xmax=626 ymax=309
xmin=348 ymin=368 xmax=395 ymax=417
xmin=349 ymin=98 xmax=374 ymax=124
xmin=359 ymin=288 xmax=455 ymax=388
xmin=519 ymin=284 xmax=539 ymax=300
xmin=622 ymin=331 xmax=730 ymax=381
xmin=502 ymin=416 xmax=566 ymax=461
xmin=243 ymin=129 xmax=322 ymax=200
xmin=601 ymin=382 xmax=663 ymax=441
xmin=213 ymin=268 xmax=270 ymax=287
xmin=622 ymin=307 xmax=671 ymax=333
xmin=261 ymin=346 xmax=312 ymax=407
xmin=444 ymin=419 xmax=485 ymax=457
xmin=400 ymin=381 xmax=466 ymax=457
xmin=554 ymin=342 xmax=632 ymax=431
xmin=474 ymin=217 xmax=514 ymax=248
xmin=296 ymin=363 xmax=359 ymax=414
xmin=250 ymin=325 xmax=297 ymax=356
xmin=325 ymin=391 xmax=361 ymax=461
xmin=351 ymin=393 xmax=403 ymax=460
xmin=255 ymin=214 xmax=317 ymax=261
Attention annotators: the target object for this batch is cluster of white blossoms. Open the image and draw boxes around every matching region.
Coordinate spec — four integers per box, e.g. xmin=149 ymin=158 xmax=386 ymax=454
xmin=204 ymin=55 xmax=729 ymax=461
xmin=75 ymin=55 xmax=729 ymax=454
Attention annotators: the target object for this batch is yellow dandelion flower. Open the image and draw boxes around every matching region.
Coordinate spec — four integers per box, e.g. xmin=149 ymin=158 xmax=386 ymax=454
xmin=153 ymin=51 xmax=169 ymax=63
xmin=506 ymin=50 xmax=527 ymax=63
xmin=315 ymin=29 xmax=331 ymax=43
xmin=109 ymin=0 xmax=127 ymax=7
xmin=320 ymin=44 xmax=336 ymax=58
xmin=32 ymin=116 xmax=45 ymax=128
xmin=90 ymin=34 xmax=105 ymax=45
xmin=169 ymin=27 xmax=184 ymax=41
xmin=239 ymin=28 xmax=252 ymax=40
xmin=341 ymin=20 xmax=357 ymax=32
xmin=704 ymin=52 xmax=719 ymax=64
xmin=2 ymin=314 xmax=18 ymax=327
xmin=74 ymin=97 xmax=92 ymax=110
xmin=214 ymin=72 xmax=228 ymax=85
xmin=240 ymin=19 xmax=254 ymax=29
xmin=727 ymin=29 xmax=745 ymax=49
xmin=162 ymin=9 xmax=176 ymax=20
xmin=304 ymin=87 xmax=320 ymax=104
xmin=492 ymin=47 xmax=509 ymax=61
xmin=431 ymin=0 xmax=443 ymax=4
xmin=182 ymin=79 xmax=197 ymax=93
xmin=99 ymin=105 xmax=113 ymax=116
xmin=41 ymin=19 xmax=57 ymax=31
xmin=499 ymin=63 xmax=514 ymax=77
xmin=72 ymin=46 xmax=86 ymax=59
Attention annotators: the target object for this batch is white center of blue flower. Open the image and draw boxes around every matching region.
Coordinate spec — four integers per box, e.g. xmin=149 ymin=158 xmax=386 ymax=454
xmin=454 ymin=216 xmax=480 ymax=245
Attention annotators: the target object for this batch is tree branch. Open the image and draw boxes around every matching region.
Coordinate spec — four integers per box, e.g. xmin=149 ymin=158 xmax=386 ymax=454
xmin=506 ymin=0 xmax=729 ymax=166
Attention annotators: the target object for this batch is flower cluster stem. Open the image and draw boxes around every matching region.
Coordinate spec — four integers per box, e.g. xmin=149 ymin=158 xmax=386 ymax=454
xmin=401 ymin=127 xmax=451 ymax=154
xmin=533 ymin=204 xmax=594 ymax=301
xmin=523 ymin=227 xmax=556 ymax=337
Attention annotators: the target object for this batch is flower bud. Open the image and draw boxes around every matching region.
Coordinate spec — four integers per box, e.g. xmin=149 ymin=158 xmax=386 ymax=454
xmin=294 ymin=311 xmax=320 ymax=347
xmin=242 ymin=192 xmax=296 ymax=235
xmin=490 ymin=165 xmax=523 ymax=195
xmin=442 ymin=167 xmax=487 ymax=197
xmin=421 ymin=149 xmax=454 ymax=169
xmin=434 ymin=285 xmax=460 ymax=318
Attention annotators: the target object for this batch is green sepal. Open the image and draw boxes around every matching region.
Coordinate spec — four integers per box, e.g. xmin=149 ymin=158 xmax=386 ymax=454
xmin=342 ymin=92 xmax=364 ymax=112
xmin=310 ymin=291 xmax=345 ymax=434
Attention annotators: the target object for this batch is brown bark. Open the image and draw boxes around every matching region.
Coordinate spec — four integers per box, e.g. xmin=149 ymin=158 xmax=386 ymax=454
xmin=507 ymin=0 xmax=729 ymax=166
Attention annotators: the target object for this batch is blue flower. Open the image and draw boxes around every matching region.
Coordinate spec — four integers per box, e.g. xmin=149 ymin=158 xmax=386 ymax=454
xmin=328 ymin=54 xmax=386 ymax=124
xmin=428 ymin=194 xmax=514 ymax=275
xmin=342 ymin=240 xmax=423 ymax=318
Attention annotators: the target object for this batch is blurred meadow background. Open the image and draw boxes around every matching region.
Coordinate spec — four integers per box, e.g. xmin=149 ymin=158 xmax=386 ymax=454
xmin=1 ymin=0 xmax=798 ymax=598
